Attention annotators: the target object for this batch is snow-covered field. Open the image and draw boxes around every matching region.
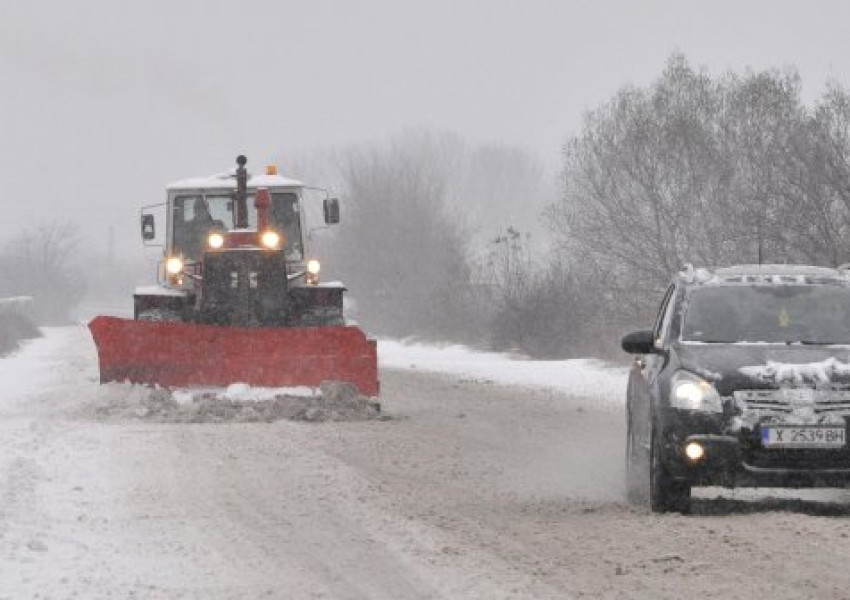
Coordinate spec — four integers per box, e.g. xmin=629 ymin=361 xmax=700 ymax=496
xmin=2 ymin=326 xmax=850 ymax=599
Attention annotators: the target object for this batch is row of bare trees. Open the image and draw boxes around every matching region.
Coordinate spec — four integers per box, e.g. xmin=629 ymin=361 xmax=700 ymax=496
xmin=0 ymin=220 xmax=153 ymax=328
xmin=321 ymin=132 xmax=552 ymax=345
xmin=0 ymin=223 xmax=87 ymax=324
xmin=329 ymin=134 xmax=479 ymax=339
xmin=8 ymin=55 xmax=844 ymax=359
xmin=540 ymin=55 xmax=850 ymax=355
xmin=328 ymin=56 xmax=850 ymax=358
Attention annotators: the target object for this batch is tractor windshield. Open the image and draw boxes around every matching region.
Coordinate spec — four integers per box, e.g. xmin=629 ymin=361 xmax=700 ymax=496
xmin=247 ymin=192 xmax=303 ymax=260
xmin=172 ymin=195 xmax=231 ymax=260
xmin=171 ymin=192 xmax=303 ymax=261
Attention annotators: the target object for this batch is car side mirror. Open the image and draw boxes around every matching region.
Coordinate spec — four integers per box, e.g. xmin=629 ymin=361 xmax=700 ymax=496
xmin=323 ymin=197 xmax=340 ymax=225
xmin=621 ymin=329 xmax=657 ymax=354
xmin=141 ymin=214 xmax=156 ymax=241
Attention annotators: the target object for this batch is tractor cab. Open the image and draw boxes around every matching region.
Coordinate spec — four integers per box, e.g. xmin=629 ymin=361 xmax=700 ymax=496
xmin=135 ymin=156 xmax=343 ymax=327
xmin=159 ymin=164 xmax=309 ymax=288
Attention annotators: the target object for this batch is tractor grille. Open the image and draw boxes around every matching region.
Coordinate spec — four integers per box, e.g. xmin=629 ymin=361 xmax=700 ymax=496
xmin=199 ymin=251 xmax=288 ymax=327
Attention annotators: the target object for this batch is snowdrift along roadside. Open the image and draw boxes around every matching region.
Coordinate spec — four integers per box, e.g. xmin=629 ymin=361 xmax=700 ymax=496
xmin=1 ymin=327 xmax=628 ymax=412
xmin=378 ymin=339 xmax=628 ymax=406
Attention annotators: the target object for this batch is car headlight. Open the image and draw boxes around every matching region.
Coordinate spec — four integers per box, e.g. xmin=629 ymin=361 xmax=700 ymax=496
xmin=670 ymin=371 xmax=722 ymax=413
xmin=261 ymin=231 xmax=281 ymax=249
xmin=165 ymin=256 xmax=184 ymax=275
xmin=207 ymin=232 xmax=224 ymax=249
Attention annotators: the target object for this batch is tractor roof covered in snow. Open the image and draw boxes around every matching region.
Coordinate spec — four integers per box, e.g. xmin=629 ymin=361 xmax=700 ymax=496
xmin=167 ymin=171 xmax=304 ymax=191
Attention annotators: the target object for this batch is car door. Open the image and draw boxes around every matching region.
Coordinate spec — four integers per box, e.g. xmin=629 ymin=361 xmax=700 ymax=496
xmin=629 ymin=284 xmax=676 ymax=449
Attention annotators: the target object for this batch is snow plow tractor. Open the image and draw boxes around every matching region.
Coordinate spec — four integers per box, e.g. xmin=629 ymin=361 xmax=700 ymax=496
xmin=89 ymin=156 xmax=379 ymax=396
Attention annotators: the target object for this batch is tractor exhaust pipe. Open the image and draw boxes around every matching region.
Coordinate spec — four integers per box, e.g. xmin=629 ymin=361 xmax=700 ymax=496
xmin=235 ymin=155 xmax=248 ymax=228
xmin=255 ymin=188 xmax=271 ymax=231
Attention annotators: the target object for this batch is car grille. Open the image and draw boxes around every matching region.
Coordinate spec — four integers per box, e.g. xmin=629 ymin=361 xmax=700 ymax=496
xmin=733 ymin=390 xmax=850 ymax=470
xmin=733 ymin=389 xmax=850 ymax=416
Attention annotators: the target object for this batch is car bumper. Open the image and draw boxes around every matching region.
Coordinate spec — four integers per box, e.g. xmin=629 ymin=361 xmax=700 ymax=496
xmin=659 ymin=416 xmax=850 ymax=488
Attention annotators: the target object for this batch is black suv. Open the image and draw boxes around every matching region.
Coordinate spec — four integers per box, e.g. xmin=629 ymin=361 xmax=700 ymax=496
xmin=623 ymin=264 xmax=850 ymax=513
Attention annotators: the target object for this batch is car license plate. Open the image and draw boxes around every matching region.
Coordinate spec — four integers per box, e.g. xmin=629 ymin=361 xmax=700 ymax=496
xmin=761 ymin=426 xmax=846 ymax=448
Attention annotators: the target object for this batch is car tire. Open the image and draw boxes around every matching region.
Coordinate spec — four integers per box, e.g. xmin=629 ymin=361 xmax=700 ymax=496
xmin=649 ymin=421 xmax=691 ymax=514
xmin=625 ymin=405 xmax=644 ymax=504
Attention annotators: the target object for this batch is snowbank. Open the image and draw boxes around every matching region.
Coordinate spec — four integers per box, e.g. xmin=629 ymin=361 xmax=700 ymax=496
xmin=0 ymin=326 xmax=64 ymax=398
xmin=378 ymin=340 xmax=628 ymax=405
xmin=1 ymin=327 xmax=629 ymax=418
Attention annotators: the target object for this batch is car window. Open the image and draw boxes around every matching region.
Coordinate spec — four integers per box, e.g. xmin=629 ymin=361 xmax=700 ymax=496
xmin=682 ymin=284 xmax=850 ymax=344
xmin=652 ymin=284 xmax=676 ymax=348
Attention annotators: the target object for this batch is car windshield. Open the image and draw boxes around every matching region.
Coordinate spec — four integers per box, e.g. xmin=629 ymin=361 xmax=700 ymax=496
xmin=681 ymin=284 xmax=850 ymax=344
xmin=172 ymin=192 xmax=303 ymax=261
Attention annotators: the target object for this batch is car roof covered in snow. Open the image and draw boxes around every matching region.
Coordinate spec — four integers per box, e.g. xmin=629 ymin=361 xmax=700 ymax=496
xmin=678 ymin=264 xmax=850 ymax=286
xmin=167 ymin=170 xmax=304 ymax=191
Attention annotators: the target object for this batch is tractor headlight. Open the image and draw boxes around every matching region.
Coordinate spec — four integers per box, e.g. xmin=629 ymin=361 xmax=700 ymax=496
xmin=261 ymin=230 xmax=281 ymax=249
xmin=306 ymin=259 xmax=321 ymax=284
xmin=670 ymin=371 xmax=722 ymax=413
xmin=165 ymin=256 xmax=184 ymax=275
xmin=207 ymin=232 xmax=224 ymax=249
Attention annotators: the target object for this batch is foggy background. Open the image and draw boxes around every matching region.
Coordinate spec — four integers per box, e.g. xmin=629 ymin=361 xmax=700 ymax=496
xmin=3 ymin=0 xmax=850 ymax=354
xmin=3 ymin=0 xmax=847 ymax=254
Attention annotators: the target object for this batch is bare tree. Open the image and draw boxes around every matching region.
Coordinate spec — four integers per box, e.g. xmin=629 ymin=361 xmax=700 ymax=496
xmin=0 ymin=222 xmax=87 ymax=324
xmin=537 ymin=55 xmax=850 ymax=356
xmin=776 ymin=83 xmax=850 ymax=266
xmin=455 ymin=143 xmax=553 ymax=257
xmin=330 ymin=132 xmax=485 ymax=340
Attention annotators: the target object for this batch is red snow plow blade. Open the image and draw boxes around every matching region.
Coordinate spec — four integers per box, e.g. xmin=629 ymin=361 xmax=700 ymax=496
xmin=89 ymin=316 xmax=379 ymax=396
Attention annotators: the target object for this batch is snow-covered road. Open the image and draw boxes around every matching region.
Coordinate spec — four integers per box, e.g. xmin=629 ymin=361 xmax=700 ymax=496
xmin=2 ymin=327 xmax=850 ymax=598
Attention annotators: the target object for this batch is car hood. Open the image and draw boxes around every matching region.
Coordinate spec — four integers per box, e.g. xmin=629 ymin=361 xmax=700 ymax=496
xmin=674 ymin=343 xmax=850 ymax=395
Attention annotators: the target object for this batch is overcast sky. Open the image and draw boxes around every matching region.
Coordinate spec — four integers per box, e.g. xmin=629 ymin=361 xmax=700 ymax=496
xmin=2 ymin=0 xmax=849 ymax=257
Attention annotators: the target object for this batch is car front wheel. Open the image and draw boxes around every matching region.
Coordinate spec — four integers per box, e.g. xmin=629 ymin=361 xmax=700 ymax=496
xmin=649 ymin=421 xmax=691 ymax=514
xmin=625 ymin=406 xmax=645 ymax=504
